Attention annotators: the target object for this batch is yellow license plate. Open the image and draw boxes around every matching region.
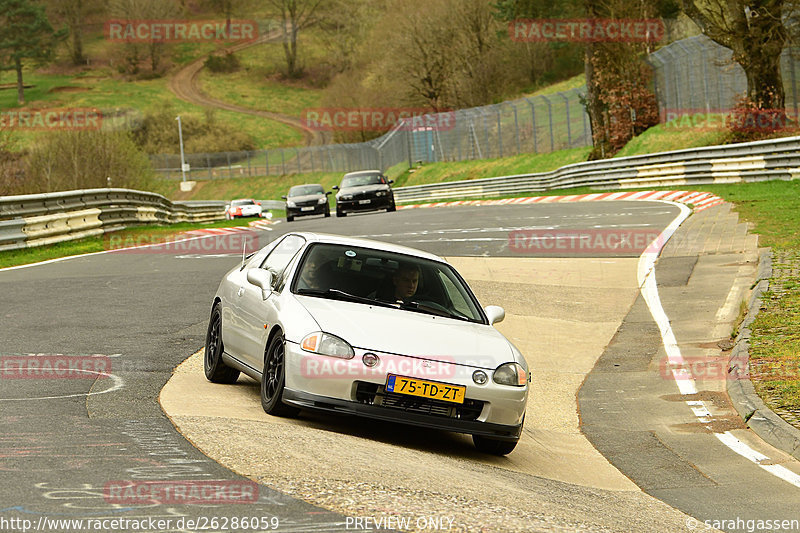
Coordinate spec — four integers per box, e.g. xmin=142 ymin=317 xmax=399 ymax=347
xmin=386 ymin=375 xmax=466 ymax=404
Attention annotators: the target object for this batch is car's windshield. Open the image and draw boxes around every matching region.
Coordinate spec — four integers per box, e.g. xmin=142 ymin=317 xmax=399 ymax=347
xmin=340 ymin=174 xmax=385 ymax=188
xmin=288 ymin=185 xmax=324 ymax=197
xmin=292 ymin=243 xmax=484 ymax=323
xmin=231 ymin=199 xmax=255 ymax=206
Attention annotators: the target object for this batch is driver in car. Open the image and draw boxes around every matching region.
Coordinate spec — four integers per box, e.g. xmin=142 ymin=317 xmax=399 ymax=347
xmin=371 ymin=263 xmax=420 ymax=303
xmin=392 ymin=264 xmax=420 ymax=301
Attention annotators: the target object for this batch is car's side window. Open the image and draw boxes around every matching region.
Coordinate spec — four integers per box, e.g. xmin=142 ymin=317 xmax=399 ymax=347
xmin=438 ymin=271 xmax=472 ymax=316
xmin=259 ymin=235 xmax=306 ymax=288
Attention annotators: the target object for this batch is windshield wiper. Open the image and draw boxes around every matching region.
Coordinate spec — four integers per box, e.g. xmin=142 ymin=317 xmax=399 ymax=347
xmin=400 ymin=300 xmax=473 ymax=322
xmin=296 ymin=288 xmax=397 ymax=309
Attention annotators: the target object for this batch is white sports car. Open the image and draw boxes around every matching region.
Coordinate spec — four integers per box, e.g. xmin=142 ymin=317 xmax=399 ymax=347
xmin=225 ymin=199 xmax=263 ymax=219
xmin=204 ymin=232 xmax=529 ymax=454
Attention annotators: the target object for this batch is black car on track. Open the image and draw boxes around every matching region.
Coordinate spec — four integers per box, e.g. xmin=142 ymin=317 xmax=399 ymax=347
xmin=283 ymin=184 xmax=331 ymax=222
xmin=333 ymin=170 xmax=396 ymax=217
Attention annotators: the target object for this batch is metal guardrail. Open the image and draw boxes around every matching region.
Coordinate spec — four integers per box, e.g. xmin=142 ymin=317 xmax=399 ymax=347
xmin=393 ymin=135 xmax=800 ymax=203
xmin=0 ymin=189 xmax=226 ymax=252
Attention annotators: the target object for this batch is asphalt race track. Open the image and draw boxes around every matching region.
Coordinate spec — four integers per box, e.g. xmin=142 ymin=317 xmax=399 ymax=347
xmin=1 ymin=202 xmax=798 ymax=532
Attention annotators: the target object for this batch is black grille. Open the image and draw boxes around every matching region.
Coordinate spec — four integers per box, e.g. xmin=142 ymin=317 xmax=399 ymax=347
xmin=295 ymin=199 xmax=319 ymax=207
xmin=355 ymin=382 xmax=484 ymax=421
xmin=353 ymin=190 xmax=382 ymax=200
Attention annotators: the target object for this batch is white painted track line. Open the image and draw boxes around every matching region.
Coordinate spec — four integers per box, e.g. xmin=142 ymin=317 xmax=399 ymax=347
xmin=639 ymin=201 xmax=800 ymax=489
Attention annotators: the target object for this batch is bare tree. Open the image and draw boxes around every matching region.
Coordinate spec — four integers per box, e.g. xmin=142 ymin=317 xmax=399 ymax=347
xmin=264 ymin=0 xmax=326 ymax=78
xmin=109 ymin=0 xmax=180 ymax=76
xmin=681 ymin=0 xmax=787 ymax=110
xmin=317 ymin=0 xmax=380 ymax=74
xmin=45 ymin=0 xmax=105 ymax=65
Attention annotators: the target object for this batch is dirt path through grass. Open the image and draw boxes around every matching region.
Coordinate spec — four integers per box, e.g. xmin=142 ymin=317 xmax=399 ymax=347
xmin=167 ymin=27 xmax=328 ymax=147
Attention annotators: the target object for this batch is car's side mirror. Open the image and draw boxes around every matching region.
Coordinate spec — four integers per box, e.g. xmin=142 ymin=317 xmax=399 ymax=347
xmin=388 ymin=180 xmax=394 ymax=185
xmin=247 ymin=269 xmax=274 ymax=300
xmin=332 ymin=185 xmax=339 ymax=190
xmin=325 ymin=191 xmax=332 ymax=196
xmin=484 ymin=305 xmax=505 ymax=325
xmin=281 ymin=196 xmax=287 ymax=200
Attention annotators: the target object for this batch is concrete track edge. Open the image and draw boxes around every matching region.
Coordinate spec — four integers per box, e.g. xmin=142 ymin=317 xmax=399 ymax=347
xmin=727 ymin=250 xmax=800 ymax=460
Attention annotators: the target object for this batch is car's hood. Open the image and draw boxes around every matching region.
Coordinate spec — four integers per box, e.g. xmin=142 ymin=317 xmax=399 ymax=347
xmin=288 ymin=194 xmax=323 ymax=203
xmin=338 ymin=184 xmax=389 ymax=195
xmin=296 ymin=296 xmax=513 ymax=368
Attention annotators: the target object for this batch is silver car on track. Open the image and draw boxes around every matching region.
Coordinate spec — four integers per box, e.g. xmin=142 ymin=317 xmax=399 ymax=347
xmin=204 ymin=232 xmax=529 ymax=454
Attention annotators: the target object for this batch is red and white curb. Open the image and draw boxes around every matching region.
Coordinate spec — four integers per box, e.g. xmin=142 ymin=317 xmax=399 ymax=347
xmin=398 ymin=190 xmax=724 ymax=212
xmin=181 ymin=218 xmax=277 ymax=237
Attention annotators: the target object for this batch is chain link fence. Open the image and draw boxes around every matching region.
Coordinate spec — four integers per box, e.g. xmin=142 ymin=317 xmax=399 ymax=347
xmin=154 ymin=34 xmax=800 ymax=181
xmin=152 ymin=88 xmax=592 ymax=180
xmin=649 ymin=34 xmax=800 ymax=116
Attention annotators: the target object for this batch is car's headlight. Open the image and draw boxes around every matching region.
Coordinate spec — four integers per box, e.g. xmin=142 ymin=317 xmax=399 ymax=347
xmin=301 ymin=332 xmax=354 ymax=359
xmin=341 ymin=194 xmax=353 ymax=200
xmin=317 ymin=197 xmax=327 ymax=205
xmin=375 ymin=191 xmax=386 ymax=197
xmin=493 ymin=362 xmax=528 ymax=386
xmin=286 ymin=200 xmax=296 ymax=208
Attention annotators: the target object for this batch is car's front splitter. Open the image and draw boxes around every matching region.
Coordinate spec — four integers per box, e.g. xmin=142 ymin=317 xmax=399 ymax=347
xmin=282 ymin=388 xmax=523 ymax=441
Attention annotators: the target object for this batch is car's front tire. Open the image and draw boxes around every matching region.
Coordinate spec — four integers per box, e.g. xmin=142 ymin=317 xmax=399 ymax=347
xmin=336 ymin=207 xmax=347 ymax=217
xmin=204 ymin=302 xmax=240 ymax=384
xmin=286 ymin=214 xmax=294 ymax=222
xmin=472 ymin=435 xmax=518 ymax=456
xmin=324 ymin=205 xmax=331 ymax=217
xmin=261 ymin=335 xmax=300 ymax=417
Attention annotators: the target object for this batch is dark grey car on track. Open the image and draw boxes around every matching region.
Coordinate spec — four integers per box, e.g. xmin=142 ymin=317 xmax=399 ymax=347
xmin=283 ymin=184 xmax=331 ymax=222
xmin=333 ymin=170 xmax=396 ymax=217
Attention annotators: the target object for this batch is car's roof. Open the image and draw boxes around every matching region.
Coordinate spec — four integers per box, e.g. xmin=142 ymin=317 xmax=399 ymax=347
xmin=290 ymin=183 xmax=323 ymax=188
xmin=342 ymin=170 xmax=382 ymax=178
xmin=291 ymin=232 xmax=444 ymax=263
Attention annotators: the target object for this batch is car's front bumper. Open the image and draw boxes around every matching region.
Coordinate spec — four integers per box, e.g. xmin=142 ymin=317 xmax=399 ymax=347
xmin=337 ymin=195 xmax=393 ymax=213
xmin=283 ymin=341 xmax=527 ymax=439
xmin=287 ymin=204 xmax=327 ymax=217
xmin=283 ymin=388 xmax=522 ymax=440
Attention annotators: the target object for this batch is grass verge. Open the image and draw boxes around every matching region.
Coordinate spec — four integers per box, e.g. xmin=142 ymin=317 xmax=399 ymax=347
xmin=748 ymin=250 xmax=800 ymax=419
xmin=0 ymin=217 xmax=260 ymax=270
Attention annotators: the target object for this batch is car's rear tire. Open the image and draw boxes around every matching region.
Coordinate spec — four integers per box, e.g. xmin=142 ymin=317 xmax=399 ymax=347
xmin=472 ymin=435 xmax=518 ymax=455
xmin=261 ymin=335 xmax=300 ymax=417
xmin=204 ymin=303 xmax=240 ymax=384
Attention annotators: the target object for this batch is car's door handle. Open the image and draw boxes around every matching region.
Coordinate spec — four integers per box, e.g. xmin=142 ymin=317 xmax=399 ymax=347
xmin=237 ymin=287 xmax=245 ymax=297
